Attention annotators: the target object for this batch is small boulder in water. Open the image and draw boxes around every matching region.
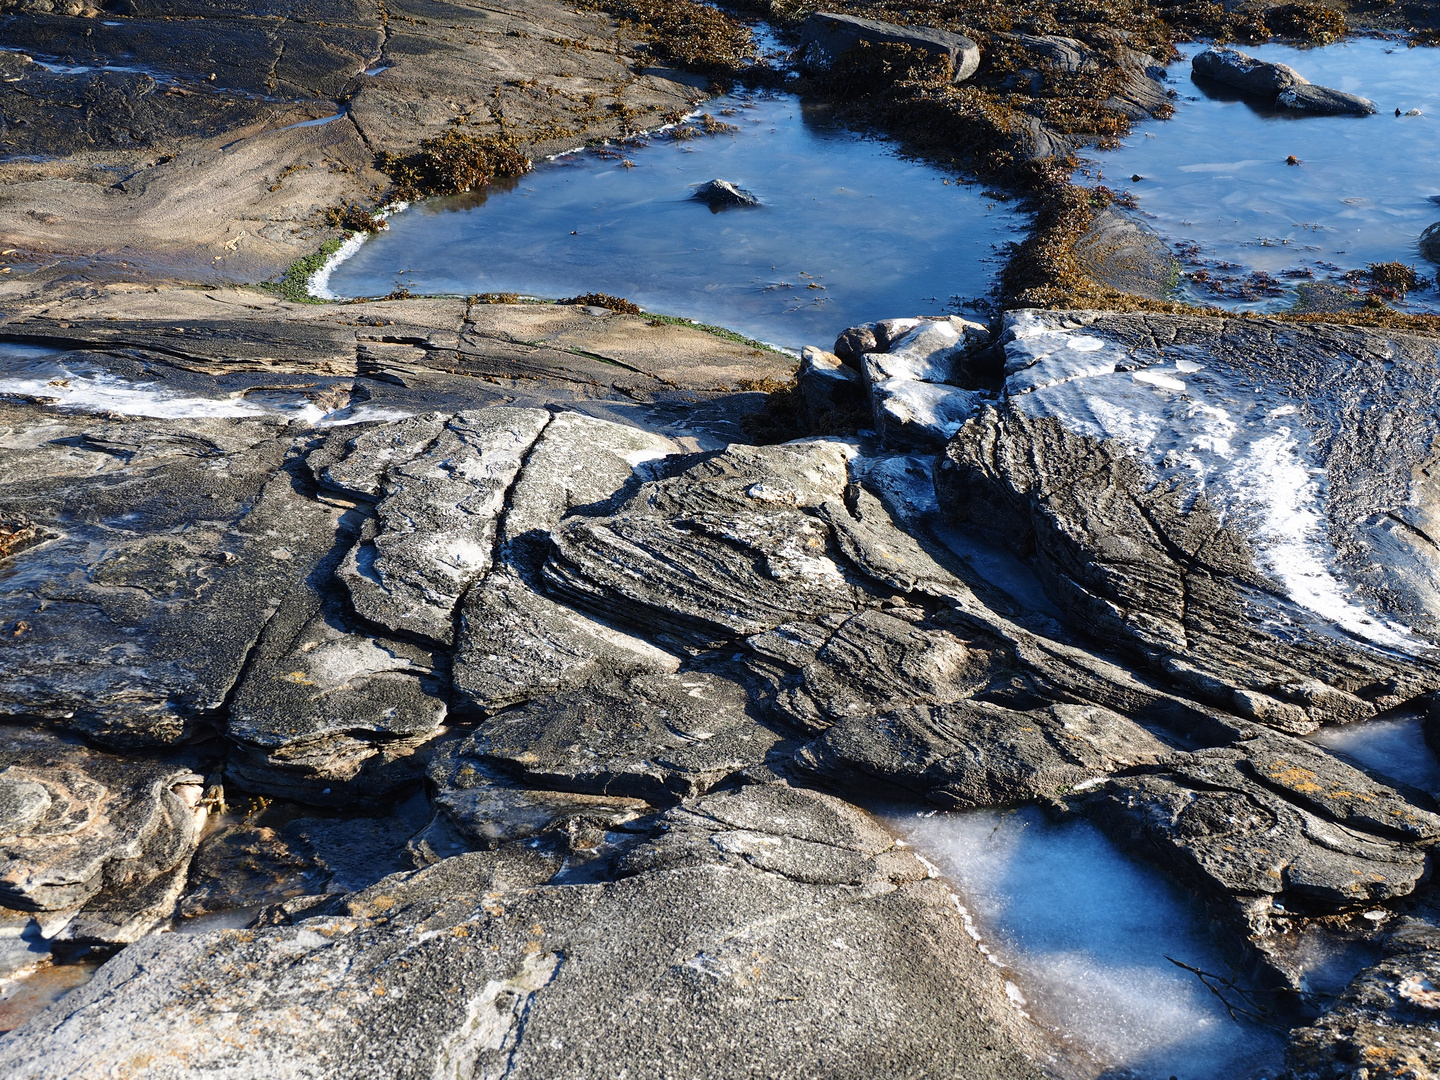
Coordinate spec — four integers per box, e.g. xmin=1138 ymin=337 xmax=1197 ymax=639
xmin=1418 ymin=221 xmax=1440 ymax=264
xmin=1277 ymin=83 xmax=1377 ymax=116
xmin=690 ymin=179 xmax=759 ymax=209
xmin=1192 ymin=46 xmax=1307 ymax=96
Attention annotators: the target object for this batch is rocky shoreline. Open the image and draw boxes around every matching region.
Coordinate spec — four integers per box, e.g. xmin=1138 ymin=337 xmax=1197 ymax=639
xmin=5 ymin=2 xmax=1440 ymax=1078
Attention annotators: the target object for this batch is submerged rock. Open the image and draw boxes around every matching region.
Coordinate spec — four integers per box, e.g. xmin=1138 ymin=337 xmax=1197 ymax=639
xmin=797 ymin=12 xmax=981 ymax=83
xmin=690 ymin=178 xmax=760 ymax=208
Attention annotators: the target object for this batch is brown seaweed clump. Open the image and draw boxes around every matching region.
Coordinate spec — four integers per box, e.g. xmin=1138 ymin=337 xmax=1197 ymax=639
xmin=561 ymin=293 xmax=643 ymax=314
xmin=382 ymin=132 xmax=533 ymax=200
xmin=585 ymin=0 xmax=754 ymax=73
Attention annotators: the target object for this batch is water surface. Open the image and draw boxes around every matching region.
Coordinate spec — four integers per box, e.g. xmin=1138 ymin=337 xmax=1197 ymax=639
xmin=323 ymin=91 xmax=1025 ymax=348
xmin=1084 ymin=39 xmax=1440 ymax=310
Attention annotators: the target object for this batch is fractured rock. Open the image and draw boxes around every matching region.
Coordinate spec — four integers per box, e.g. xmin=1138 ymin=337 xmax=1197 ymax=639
xmin=541 ymin=441 xmax=870 ymax=649
xmin=1286 ymin=917 xmax=1440 ymax=1080
xmin=334 ymin=408 xmax=551 ymax=645
xmin=463 ymin=670 xmax=787 ymax=804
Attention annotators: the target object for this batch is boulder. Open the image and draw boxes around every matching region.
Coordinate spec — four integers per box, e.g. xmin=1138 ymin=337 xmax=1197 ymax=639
xmin=798 ymin=12 xmax=981 ymax=82
xmin=858 ymin=316 xmax=991 ymax=445
xmin=796 ymin=344 xmax=867 ymax=427
xmin=1192 ymin=46 xmax=1308 ymax=96
xmin=1278 ymin=83 xmax=1377 ymax=116
xmin=690 ymin=179 xmax=759 ymax=208
xmin=1421 ymin=221 xmax=1440 ymax=264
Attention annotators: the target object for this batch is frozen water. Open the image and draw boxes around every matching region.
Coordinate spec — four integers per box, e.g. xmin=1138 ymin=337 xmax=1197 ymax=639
xmin=1084 ymin=40 xmax=1440 ymax=310
xmin=881 ymin=804 xmax=1286 ymax=1080
xmin=1309 ymin=713 xmax=1440 ymax=794
xmin=322 ymin=90 xmax=1025 ymax=348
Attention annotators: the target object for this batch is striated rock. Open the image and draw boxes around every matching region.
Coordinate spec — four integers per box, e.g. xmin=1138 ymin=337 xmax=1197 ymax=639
xmin=939 ymin=310 xmax=1440 ymax=730
xmin=690 ymin=179 xmax=760 ymax=208
xmin=745 ymin=606 xmax=998 ymax=735
xmin=334 ymin=408 xmax=551 ymax=645
xmin=1073 ymin=206 xmax=1182 ymax=301
xmin=796 ymin=344 xmax=867 ymax=428
xmin=0 ymin=728 xmax=206 ymax=940
xmin=1083 ymin=730 xmax=1440 ymax=925
xmin=794 ymin=700 xmax=1169 ymax=808
xmin=798 ymin=12 xmax=981 ymax=83
xmin=0 ymin=787 xmax=1049 ymax=1080
xmin=1286 ymin=918 xmax=1440 ymax=1080
xmin=541 ymin=441 xmax=869 ymax=649
xmin=462 ymin=670 xmax=787 ymax=804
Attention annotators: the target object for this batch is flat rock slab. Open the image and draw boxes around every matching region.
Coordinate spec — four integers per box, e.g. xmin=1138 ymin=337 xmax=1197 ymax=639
xmin=0 ymin=786 xmax=1050 ymax=1080
xmin=799 ymin=12 xmax=980 ymax=82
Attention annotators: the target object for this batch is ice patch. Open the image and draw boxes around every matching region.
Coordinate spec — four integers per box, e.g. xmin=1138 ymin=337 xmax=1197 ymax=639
xmin=878 ymin=805 xmax=1286 ymax=1080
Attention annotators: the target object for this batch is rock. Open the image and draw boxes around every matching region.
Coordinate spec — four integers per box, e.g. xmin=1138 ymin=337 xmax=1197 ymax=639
xmin=798 ymin=12 xmax=981 ymax=83
xmin=1286 ymin=918 xmax=1440 ymax=1080
xmin=541 ymin=441 xmax=869 ymax=650
xmin=939 ymin=310 xmax=1440 ymax=730
xmin=832 ymin=324 xmax=877 ymax=367
xmin=0 ymin=785 xmax=1050 ymax=1080
xmin=1073 ymin=206 xmax=1182 ymax=301
xmin=744 ymin=606 xmax=999 ymax=735
xmin=1278 ymin=83 xmax=1377 ymax=116
xmin=0 ymin=417 xmax=345 ymax=746
xmin=859 ymin=317 xmax=990 ymax=446
xmin=1192 ymin=46 xmax=1308 ymax=96
xmin=796 ymin=345 xmax=866 ymax=428
xmin=690 ymin=179 xmax=759 ymax=208
xmin=1082 ymin=729 xmax=1440 ymax=927
xmin=0 ymin=728 xmax=206 ymax=940
xmin=1004 ymin=32 xmax=1170 ymax=120
xmin=1419 ymin=221 xmax=1440 ymax=264
xmin=794 ymin=700 xmax=1169 ymax=808
xmin=334 ymin=408 xmax=551 ymax=645
xmin=448 ymin=670 xmax=788 ymax=804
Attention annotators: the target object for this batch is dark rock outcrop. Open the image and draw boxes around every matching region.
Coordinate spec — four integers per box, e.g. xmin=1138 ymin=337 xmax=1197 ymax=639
xmin=798 ymin=12 xmax=981 ymax=82
xmin=690 ymin=179 xmax=760 ymax=208
xmin=1193 ymin=47 xmax=1376 ymax=115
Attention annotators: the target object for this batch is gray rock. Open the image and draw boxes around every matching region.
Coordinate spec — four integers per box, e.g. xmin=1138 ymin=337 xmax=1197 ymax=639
xmin=798 ymin=12 xmax=981 ymax=83
xmin=541 ymin=441 xmax=869 ymax=649
xmin=0 ymin=418 xmax=344 ymax=746
xmin=1073 ymin=206 xmax=1182 ymax=301
xmin=0 ymin=787 xmax=1050 ymax=1080
xmin=1286 ymin=917 xmax=1440 ymax=1080
xmin=795 ymin=700 xmax=1169 ymax=808
xmin=1192 ymin=46 xmax=1308 ymax=96
xmin=795 ymin=345 xmax=866 ymax=428
xmin=463 ymin=670 xmax=787 ymax=803
xmin=0 ymin=728 xmax=205 ymax=938
xmin=1422 ymin=221 xmax=1440 ymax=264
xmin=832 ymin=323 xmax=877 ymax=367
xmin=335 ymin=408 xmax=551 ymax=645
xmin=690 ymin=179 xmax=759 ymax=208
xmin=1278 ymin=83 xmax=1377 ymax=116
xmin=859 ymin=317 xmax=991 ymax=446
xmin=1083 ymin=730 xmax=1440 ymax=926
xmin=939 ymin=310 xmax=1440 ymax=730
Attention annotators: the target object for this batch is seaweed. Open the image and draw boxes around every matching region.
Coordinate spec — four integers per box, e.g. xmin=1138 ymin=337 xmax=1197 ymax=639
xmin=381 ymin=131 xmax=533 ymax=200
xmin=256 ymin=238 xmax=347 ymax=304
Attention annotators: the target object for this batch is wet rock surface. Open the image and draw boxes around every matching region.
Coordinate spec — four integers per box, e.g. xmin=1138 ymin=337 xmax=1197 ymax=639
xmin=1193 ymin=46 xmax=1377 ymax=115
xmin=798 ymin=12 xmax=981 ymax=82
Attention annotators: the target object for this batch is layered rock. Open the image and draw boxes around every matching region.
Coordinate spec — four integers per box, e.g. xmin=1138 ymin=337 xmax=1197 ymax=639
xmin=939 ymin=310 xmax=1440 ymax=731
xmin=0 ymin=728 xmax=207 ymax=943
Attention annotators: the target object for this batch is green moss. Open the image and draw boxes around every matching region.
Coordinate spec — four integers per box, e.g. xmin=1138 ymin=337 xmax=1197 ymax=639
xmin=638 ymin=310 xmax=789 ymax=355
xmin=255 ymin=237 xmax=347 ymax=304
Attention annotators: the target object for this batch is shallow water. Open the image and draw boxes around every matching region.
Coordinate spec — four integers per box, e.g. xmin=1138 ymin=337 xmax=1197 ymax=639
xmin=1309 ymin=713 xmax=1440 ymax=793
xmin=1084 ymin=39 xmax=1440 ymax=310
xmin=322 ymin=91 xmax=1024 ymax=348
xmin=881 ymin=805 xmax=1286 ymax=1080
